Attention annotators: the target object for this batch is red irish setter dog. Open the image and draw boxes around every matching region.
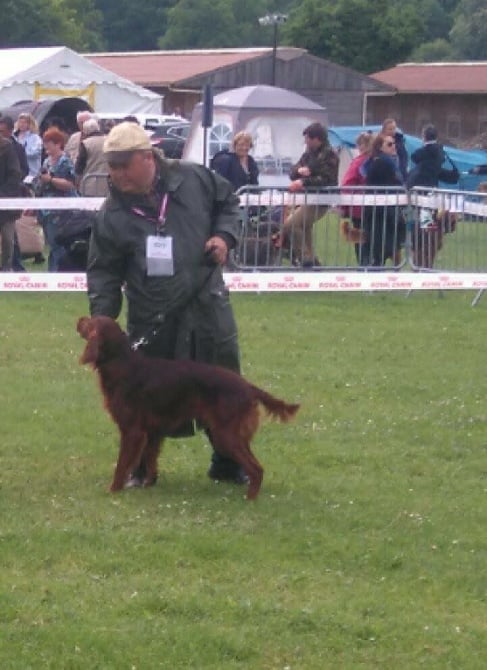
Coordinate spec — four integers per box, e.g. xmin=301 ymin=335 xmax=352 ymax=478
xmin=77 ymin=316 xmax=299 ymax=500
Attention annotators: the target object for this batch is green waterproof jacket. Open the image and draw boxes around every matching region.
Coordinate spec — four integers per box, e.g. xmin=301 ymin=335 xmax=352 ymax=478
xmin=86 ymin=153 xmax=241 ymax=370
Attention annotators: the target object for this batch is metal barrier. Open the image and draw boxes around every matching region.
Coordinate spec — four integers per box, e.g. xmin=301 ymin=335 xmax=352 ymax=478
xmin=408 ymin=187 xmax=487 ymax=273
xmin=234 ymin=185 xmax=487 ymax=274
xmin=2 ymin=186 xmax=487 ymax=302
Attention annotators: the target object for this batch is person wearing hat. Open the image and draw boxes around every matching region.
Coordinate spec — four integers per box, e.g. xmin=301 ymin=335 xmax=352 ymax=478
xmin=282 ymin=122 xmax=338 ymax=267
xmin=86 ymin=121 xmax=247 ymax=487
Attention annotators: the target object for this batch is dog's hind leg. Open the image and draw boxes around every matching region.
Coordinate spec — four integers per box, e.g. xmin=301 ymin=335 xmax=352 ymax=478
xmin=211 ymin=428 xmax=264 ymax=500
xmin=240 ymin=446 xmax=264 ymax=501
xmin=110 ymin=429 xmax=147 ymax=492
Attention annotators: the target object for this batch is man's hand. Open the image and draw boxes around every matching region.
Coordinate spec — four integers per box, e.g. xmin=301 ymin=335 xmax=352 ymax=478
xmin=297 ymin=166 xmax=311 ymax=177
xmin=205 ymin=236 xmax=228 ymax=265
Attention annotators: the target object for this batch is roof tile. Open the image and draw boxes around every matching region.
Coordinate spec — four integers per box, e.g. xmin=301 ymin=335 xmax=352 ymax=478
xmin=86 ymin=49 xmax=278 ymax=87
xmin=372 ymin=62 xmax=487 ymax=93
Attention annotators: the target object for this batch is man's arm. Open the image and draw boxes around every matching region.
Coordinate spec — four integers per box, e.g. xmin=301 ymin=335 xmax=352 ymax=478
xmin=86 ymin=210 xmax=125 ymax=318
xmin=304 ymin=147 xmax=339 ymax=188
xmin=0 ymin=142 xmax=22 ymax=197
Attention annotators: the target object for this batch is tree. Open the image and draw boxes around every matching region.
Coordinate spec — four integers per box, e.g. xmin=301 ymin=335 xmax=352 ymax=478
xmin=283 ymin=0 xmax=424 ymax=73
xmin=0 ymin=0 xmax=104 ymax=50
xmin=449 ymin=0 xmax=487 ymax=60
xmin=283 ymin=0 xmax=461 ymax=72
xmin=95 ymin=0 xmax=174 ymax=51
xmin=1 ymin=0 xmax=67 ymax=47
xmin=409 ymin=38 xmax=456 ymax=62
xmin=159 ymin=0 xmax=240 ymax=49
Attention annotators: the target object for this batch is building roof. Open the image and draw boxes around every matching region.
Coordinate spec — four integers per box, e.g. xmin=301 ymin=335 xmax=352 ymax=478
xmin=86 ymin=48 xmax=296 ymax=88
xmin=372 ymin=62 xmax=487 ymax=94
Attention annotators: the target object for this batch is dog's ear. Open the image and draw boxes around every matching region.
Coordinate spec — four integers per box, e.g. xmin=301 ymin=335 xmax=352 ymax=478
xmin=78 ymin=317 xmax=100 ymax=366
xmin=80 ymin=329 xmax=99 ymax=366
xmin=77 ymin=316 xmax=92 ymax=340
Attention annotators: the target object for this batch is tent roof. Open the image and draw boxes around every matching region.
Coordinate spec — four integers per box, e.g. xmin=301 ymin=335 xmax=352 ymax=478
xmin=210 ymin=85 xmax=326 ymax=111
xmin=0 ymin=46 xmax=160 ymax=100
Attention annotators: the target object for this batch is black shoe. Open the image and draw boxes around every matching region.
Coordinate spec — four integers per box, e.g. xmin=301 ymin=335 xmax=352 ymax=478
xmin=207 ymin=465 xmax=249 ymax=485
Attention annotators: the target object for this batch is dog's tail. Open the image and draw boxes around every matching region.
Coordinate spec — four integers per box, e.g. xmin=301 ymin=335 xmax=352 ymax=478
xmin=340 ymin=219 xmax=366 ymax=244
xmin=252 ymin=386 xmax=300 ymax=423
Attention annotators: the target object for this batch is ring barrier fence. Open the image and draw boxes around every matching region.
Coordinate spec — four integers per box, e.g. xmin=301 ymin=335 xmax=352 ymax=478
xmin=1 ymin=182 xmax=487 ymax=302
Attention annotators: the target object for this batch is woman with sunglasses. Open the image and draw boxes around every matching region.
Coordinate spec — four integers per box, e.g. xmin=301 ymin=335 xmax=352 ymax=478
xmin=382 ymin=118 xmax=408 ymax=183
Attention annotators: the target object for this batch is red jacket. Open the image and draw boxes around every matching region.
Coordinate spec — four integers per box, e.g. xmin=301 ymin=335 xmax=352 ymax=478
xmin=340 ymin=152 xmax=368 ymax=220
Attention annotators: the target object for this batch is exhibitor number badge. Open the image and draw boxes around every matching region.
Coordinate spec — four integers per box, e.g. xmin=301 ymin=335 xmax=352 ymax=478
xmin=146 ymin=235 xmax=174 ymax=276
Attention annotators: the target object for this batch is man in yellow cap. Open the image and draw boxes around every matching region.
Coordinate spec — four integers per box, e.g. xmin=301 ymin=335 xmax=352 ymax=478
xmin=87 ymin=122 xmax=247 ymax=486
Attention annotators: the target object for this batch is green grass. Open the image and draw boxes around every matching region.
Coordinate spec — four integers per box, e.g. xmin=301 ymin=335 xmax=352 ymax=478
xmin=312 ymin=211 xmax=487 ymax=271
xmin=1 ymin=291 xmax=487 ymax=669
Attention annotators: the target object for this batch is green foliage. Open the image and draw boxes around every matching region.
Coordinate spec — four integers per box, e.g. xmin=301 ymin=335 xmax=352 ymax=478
xmin=409 ymin=38 xmax=456 ymax=62
xmin=1 ymin=290 xmax=487 ymax=668
xmin=0 ymin=0 xmax=66 ymax=47
xmin=159 ymin=0 xmax=237 ymax=49
xmin=283 ymin=0 xmax=453 ymax=72
xmin=1 ymin=0 xmax=485 ymax=77
xmin=95 ymin=0 xmax=174 ymax=51
xmin=449 ymin=0 xmax=487 ymax=60
xmin=0 ymin=0 xmax=105 ymax=50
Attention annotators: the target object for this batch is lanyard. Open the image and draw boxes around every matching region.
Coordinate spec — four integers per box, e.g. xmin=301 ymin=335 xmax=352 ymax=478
xmin=132 ymin=192 xmax=169 ymax=235
xmin=158 ymin=193 xmax=168 ymax=232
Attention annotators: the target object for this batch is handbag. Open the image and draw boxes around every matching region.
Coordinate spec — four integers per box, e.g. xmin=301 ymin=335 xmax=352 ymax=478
xmin=438 ymin=152 xmax=460 ymax=184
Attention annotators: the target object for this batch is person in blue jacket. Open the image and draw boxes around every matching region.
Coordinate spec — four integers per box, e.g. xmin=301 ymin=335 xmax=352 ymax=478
xmin=211 ymin=131 xmax=259 ymax=192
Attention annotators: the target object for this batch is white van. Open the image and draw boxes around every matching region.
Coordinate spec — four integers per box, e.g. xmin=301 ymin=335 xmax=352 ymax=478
xmin=95 ymin=112 xmax=184 ymax=130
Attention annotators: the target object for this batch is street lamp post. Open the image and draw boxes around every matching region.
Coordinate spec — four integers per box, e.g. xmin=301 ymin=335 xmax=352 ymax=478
xmin=258 ymin=13 xmax=288 ymax=86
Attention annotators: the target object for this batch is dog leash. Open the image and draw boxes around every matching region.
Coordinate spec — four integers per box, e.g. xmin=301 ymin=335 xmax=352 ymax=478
xmin=131 ymin=323 xmax=165 ymax=351
xmin=131 ymin=262 xmax=219 ymax=352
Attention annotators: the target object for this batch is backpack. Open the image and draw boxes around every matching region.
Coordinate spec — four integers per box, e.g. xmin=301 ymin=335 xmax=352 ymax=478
xmin=210 ymin=149 xmax=231 ymax=173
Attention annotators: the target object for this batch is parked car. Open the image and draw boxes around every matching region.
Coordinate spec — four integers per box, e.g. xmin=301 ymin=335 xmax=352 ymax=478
xmin=148 ymin=122 xmax=190 ymax=158
xmin=96 ymin=112 xmax=185 ymax=129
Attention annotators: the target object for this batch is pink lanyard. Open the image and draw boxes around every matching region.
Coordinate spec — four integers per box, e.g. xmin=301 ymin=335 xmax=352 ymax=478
xmin=158 ymin=193 xmax=168 ymax=230
xmin=132 ymin=192 xmax=169 ymax=234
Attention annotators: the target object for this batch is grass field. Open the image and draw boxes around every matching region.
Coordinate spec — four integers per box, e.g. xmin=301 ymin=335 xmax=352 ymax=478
xmin=1 ymin=290 xmax=486 ymax=669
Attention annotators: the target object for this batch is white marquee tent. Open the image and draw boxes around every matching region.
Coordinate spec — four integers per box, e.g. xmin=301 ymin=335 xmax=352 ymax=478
xmin=0 ymin=46 xmax=162 ymax=113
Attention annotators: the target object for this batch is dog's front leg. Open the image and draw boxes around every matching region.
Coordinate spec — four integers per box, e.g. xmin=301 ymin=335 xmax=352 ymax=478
xmin=142 ymin=434 xmax=163 ymax=487
xmin=110 ymin=429 xmax=147 ymax=492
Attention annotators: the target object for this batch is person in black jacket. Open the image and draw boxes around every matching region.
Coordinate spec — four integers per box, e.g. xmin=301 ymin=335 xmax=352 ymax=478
xmin=0 ymin=115 xmax=30 ymax=270
xmin=407 ymin=124 xmax=445 ymax=189
xmin=211 ymin=131 xmax=259 ymax=192
xmin=0 ymin=136 xmax=22 ymax=270
xmin=0 ymin=116 xmax=29 ymax=179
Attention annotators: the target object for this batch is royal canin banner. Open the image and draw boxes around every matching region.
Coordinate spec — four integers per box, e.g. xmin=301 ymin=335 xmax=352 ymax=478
xmin=1 ymin=272 xmax=487 ymax=292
